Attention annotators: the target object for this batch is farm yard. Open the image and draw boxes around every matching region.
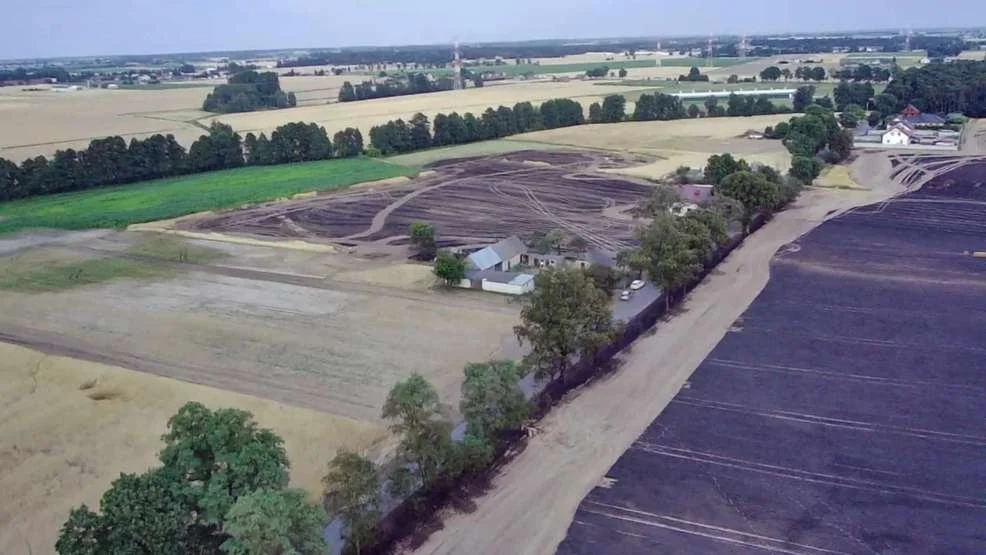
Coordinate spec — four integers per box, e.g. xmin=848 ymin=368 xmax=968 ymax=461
xmin=182 ymin=150 xmax=654 ymax=251
xmin=556 ymin=155 xmax=986 ymax=554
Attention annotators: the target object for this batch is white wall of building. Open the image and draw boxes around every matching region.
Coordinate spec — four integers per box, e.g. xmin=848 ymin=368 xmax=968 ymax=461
xmin=482 ymin=279 xmax=534 ymax=295
xmin=883 ymin=128 xmax=910 ymax=145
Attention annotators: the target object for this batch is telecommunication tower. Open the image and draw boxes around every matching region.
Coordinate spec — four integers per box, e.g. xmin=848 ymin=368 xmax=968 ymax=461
xmin=707 ymin=36 xmax=715 ymax=67
xmin=903 ymin=29 xmax=912 ymax=52
xmin=655 ymin=40 xmax=662 ymax=67
xmin=452 ymin=41 xmax=463 ymax=90
xmin=739 ymin=34 xmax=749 ymax=58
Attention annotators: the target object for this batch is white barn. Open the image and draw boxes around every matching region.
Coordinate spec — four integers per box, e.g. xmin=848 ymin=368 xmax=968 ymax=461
xmin=882 ymin=123 xmax=915 ymax=146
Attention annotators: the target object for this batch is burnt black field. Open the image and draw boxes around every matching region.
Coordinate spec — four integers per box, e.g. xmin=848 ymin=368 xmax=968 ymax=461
xmin=557 ymin=161 xmax=986 ymax=554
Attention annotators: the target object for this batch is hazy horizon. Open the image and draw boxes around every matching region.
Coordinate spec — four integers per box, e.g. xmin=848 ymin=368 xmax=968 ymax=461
xmin=4 ymin=0 xmax=985 ymax=60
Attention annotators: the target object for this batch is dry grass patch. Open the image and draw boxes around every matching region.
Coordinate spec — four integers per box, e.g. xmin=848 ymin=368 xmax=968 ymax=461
xmin=0 ymin=342 xmax=388 ymax=555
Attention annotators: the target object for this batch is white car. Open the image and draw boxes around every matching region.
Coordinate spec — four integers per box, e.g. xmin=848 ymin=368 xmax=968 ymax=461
xmin=620 ymin=290 xmax=631 ymax=301
xmin=630 ymin=279 xmax=646 ymax=291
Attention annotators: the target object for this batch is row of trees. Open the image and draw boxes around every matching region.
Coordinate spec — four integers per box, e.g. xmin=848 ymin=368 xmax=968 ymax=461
xmin=56 ymin=403 xmax=327 ymax=554
xmin=338 ymin=73 xmax=454 ymax=102
xmin=678 ymin=66 xmax=710 ymax=82
xmin=0 ymin=121 xmax=363 ymax=203
xmin=368 ymin=98 xmax=584 ymax=155
xmin=203 ymin=71 xmax=297 ymax=113
xmin=884 ymin=60 xmax=986 ymax=117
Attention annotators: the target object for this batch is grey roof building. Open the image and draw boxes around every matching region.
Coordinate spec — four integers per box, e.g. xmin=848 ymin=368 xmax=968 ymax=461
xmin=467 ymin=236 xmax=527 ymax=271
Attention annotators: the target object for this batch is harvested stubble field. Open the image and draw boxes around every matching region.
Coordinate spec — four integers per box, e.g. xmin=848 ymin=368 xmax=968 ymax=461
xmin=557 ymin=156 xmax=986 ymax=554
xmin=509 ymin=116 xmax=792 ymax=178
xmin=0 ymin=342 xmax=388 ymax=555
xmin=0 ymin=157 xmax=414 ymax=234
xmin=183 ymin=150 xmax=655 ymax=251
xmin=0 ymin=227 xmax=522 ymax=551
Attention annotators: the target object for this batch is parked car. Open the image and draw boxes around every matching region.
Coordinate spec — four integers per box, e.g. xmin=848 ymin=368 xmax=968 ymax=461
xmin=620 ymin=290 xmax=631 ymax=301
xmin=630 ymin=279 xmax=645 ymax=291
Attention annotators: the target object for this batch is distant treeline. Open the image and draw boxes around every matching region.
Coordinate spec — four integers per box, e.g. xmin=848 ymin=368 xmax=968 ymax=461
xmin=749 ymin=35 xmax=967 ymax=58
xmin=0 ymin=66 xmax=76 ymax=84
xmin=368 ymin=91 xmax=794 ymax=155
xmin=0 ymin=121 xmax=363 ymax=203
xmin=202 ymin=71 xmax=296 ymax=113
xmin=339 ymin=73 xmax=454 ymax=102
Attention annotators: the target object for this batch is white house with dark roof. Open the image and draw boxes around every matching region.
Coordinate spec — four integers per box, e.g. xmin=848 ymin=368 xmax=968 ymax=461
xmin=882 ymin=122 xmax=915 ymax=145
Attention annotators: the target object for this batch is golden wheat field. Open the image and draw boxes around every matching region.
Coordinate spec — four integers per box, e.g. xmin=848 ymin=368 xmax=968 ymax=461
xmin=0 ymin=342 xmax=388 ymax=555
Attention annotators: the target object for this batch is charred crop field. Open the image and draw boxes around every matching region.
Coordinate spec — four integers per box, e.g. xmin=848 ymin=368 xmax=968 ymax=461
xmin=186 ymin=150 xmax=653 ymax=251
xmin=557 ymin=158 xmax=986 ymax=554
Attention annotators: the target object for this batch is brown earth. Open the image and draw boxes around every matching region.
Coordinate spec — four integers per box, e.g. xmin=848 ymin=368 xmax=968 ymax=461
xmin=410 ymin=151 xmax=912 ymax=555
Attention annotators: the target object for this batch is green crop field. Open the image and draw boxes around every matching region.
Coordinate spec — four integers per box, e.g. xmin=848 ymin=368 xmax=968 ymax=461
xmin=0 ymin=158 xmax=415 ymax=234
xmin=411 ymin=57 xmax=751 ymax=79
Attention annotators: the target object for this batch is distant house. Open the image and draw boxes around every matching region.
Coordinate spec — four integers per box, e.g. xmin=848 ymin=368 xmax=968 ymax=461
xmin=462 ymin=270 xmax=535 ymax=295
xmin=897 ymin=105 xmax=947 ymax=128
xmin=882 ymin=122 xmax=915 ymax=146
xmin=676 ymin=184 xmax=715 ymax=205
xmin=466 ymin=236 xmax=526 ymax=272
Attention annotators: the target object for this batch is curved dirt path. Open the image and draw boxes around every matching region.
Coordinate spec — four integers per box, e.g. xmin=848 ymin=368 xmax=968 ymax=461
xmin=411 ymin=153 xmax=906 ymax=555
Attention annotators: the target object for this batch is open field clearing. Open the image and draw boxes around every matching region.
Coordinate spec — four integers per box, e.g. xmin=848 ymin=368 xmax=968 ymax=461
xmin=0 ymin=342 xmax=388 ymax=555
xmin=204 ymin=80 xmax=645 ymax=139
xmin=412 ymin=152 xmax=911 ymax=555
xmin=0 ymin=158 xmax=413 ymax=233
xmin=0 ymin=86 xmax=210 ymax=161
xmin=505 ymin=117 xmax=791 ymax=177
xmin=558 ymin=155 xmax=986 ymax=554
xmin=183 ymin=150 xmax=654 ymax=251
xmin=0 ymin=231 xmax=519 ymax=423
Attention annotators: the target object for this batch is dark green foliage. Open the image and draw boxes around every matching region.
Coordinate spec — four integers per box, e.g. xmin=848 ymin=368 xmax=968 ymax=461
xmin=588 ymin=102 xmax=603 ymax=124
xmin=382 ymin=375 xmax=455 ymax=487
xmin=460 ymin=360 xmax=528 ymax=439
xmin=601 ymin=94 xmax=626 ymax=123
xmin=632 ymin=92 xmax=687 ymax=121
xmin=793 ymin=85 xmax=815 ymax=112
xmin=815 ymin=96 xmax=834 ymax=109
xmin=409 ymin=113 xmax=432 ymax=149
xmin=726 ymin=94 xmax=779 ymax=117
xmin=833 ymin=82 xmax=876 ymax=111
xmin=717 ymin=171 xmax=781 ymax=231
xmin=582 ymin=263 xmax=621 ymax=296
xmin=678 ymin=66 xmax=710 ymax=82
xmin=188 ymin=122 xmax=245 ymax=173
xmin=333 ymin=128 xmax=364 ymax=158
xmin=883 ymin=60 xmax=986 ymax=116
xmin=636 ymin=213 xmax=703 ymax=309
xmin=514 ymin=268 xmax=614 ymax=381
xmin=221 ymin=489 xmax=326 ymax=555
xmin=323 ymin=452 xmax=380 ymax=555
xmin=56 ymin=403 xmax=307 ymax=555
xmin=827 ymin=129 xmax=854 ymax=162
xmin=203 ymin=71 xmax=292 ymax=113
xmin=789 ymin=155 xmax=823 ymax=184
xmin=433 ymin=251 xmax=467 ymax=286
xmin=687 ymin=104 xmax=701 ymax=118
xmin=760 ymin=66 xmax=782 ymax=81
xmin=512 ymin=101 xmax=542 ymax=133
xmin=585 ymin=66 xmax=610 ymax=78
xmin=337 ymin=72 xmax=452 ymax=102
xmin=704 ymin=153 xmax=750 ymax=185
xmin=539 ymin=98 xmax=585 ymax=128
xmin=409 ymin=221 xmax=437 ymax=260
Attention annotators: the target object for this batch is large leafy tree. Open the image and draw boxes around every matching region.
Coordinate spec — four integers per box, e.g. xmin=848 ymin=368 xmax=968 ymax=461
xmin=408 ymin=221 xmax=437 ymax=260
xmin=323 ymin=452 xmax=380 ymax=555
xmin=382 ymin=374 xmax=455 ymax=487
xmin=638 ymin=214 xmax=703 ymax=309
xmin=57 ymin=403 xmax=301 ymax=555
xmin=639 ymin=184 xmax=683 ymax=216
xmin=514 ymin=268 xmax=614 ymax=382
xmin=717 ymin=171 xmax=781 ymax=232
xmin=600 ymin=94 xmax=627 ymax=123
xmin=220 ymin=489 xmax=327 ymax=555
xmin=704 ymin=153 xmax=750 ymax=185
xmin=433 ymin=251 xmax=467 ymax=287
xmin=460 ymin=360 xmax=528 ymax=439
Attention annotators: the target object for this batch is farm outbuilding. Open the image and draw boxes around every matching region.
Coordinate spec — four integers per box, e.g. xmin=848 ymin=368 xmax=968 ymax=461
xmin=459 ymin=269 xmax=535 ymax=295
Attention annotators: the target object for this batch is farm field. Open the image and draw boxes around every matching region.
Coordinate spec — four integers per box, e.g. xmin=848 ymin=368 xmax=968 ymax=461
xmin=0 ymin=157 xmax=414 ymax=234
xmin=182 ymin=150 xmax=654 ymax=251
xmin=507 ymin=116 xmax=792 ymax=178
xmin=0 ymin=79 xmax=644 ymax=160
xmin=385 ymin=139 xmax=569 ymax=167
xmin=410 ymin=152 xmax=908 ymax=555
xmin=0 ymin=341 xmax=388 ymax=554
xmin=557 ymin=156 xmax=986 ymax=554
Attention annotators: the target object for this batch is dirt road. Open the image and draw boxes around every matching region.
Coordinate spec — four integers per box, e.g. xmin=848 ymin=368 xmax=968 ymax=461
xmin=412 ymin=153 xmax=907 ymax=555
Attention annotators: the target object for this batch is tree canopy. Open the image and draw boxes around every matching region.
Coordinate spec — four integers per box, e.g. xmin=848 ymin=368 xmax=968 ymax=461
xmin=323 ymin=452 xmax=380 ymax=555
xmin=460 ymin=360 xmax=528 ymax=439
xmin=433 ymin=251 xmax=467 ymax=286
xmin=203 ymin=71 xmax=295 ymax=113
xmin=717 ymin=171 xmax=780 ymax=231
xmin=514 ymin=268 xmax=614 ymax=381
xmin=221 ymin=489 xmax=327 ymax=555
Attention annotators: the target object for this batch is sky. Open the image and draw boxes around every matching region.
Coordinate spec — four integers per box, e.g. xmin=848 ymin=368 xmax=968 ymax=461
xmin=3 ymin=0 xmax=984 ymax=59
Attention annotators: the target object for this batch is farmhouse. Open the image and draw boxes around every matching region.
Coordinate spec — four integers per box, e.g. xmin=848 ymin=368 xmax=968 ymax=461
xmin=466 ymin=235 xmax=525 ymax=271
xmin=898 ymin=105 xmax=947 ymax=128
xmin=883 ymin=122 xmax=915 ymax=145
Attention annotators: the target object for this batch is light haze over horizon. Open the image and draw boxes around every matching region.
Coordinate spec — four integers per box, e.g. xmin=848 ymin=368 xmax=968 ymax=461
xmin=4 ymin=0 xmax=984 ymax=59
